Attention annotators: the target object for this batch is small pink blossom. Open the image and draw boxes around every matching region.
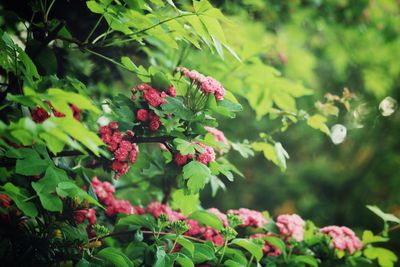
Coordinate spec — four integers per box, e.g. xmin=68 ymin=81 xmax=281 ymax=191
xmin=167 ymin=85 xmax=177 ymax=97
xmin=137 ymin=109 xmax=149 ymax=122
xmin=146 ymin=202 xmax=185 ymax=222
xmin=276 ymin=214 xmax=305 ymax=241
xmin=320 ymin=226 xmax=362 ymax=254
xmin=228 ymin=208 xmax=268 ymax=228
xmin=106 ymin=199 xmax=136 ymax=216
xmin=193 ymin=142 xmax=216 ymax=165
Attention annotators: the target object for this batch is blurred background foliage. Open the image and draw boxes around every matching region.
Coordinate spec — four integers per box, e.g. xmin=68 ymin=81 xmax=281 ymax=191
xmin=2 ymin=0 xmax=399 ymax=254
xmin=198 ymin=0 xmax=400 ymax=250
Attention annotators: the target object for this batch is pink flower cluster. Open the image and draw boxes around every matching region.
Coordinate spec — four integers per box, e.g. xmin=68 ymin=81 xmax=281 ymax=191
xmin=250 ymin=233 xmax=282 ymax=256
xmin=99 ymin=122 xmax=139 ymax=179
xmin=204 ymin=126 xmax=229 ymax=146
xmin=174 ymin=142 xmax=216 ymax=166
xmin=32 ymin=101 xmax=81 ymax=123
xmin=136 ymin=109 xmax=161 ymax=132
xmin=276 ymin=214 xmax=305 ymax=241
xmin=320 ymin=226 xmax=362 ymax=254
xmin=177 ymin=67 xmax=225 ymax=101
xmin=91 ymin=177 xmax=143 ymax=217
xmin=146 ymin=202 xmax=186 ymax=222
xmin=227 ymin=208 xmax=268 ymax=228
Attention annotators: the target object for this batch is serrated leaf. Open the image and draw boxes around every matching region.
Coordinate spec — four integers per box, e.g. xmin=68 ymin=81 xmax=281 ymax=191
xmin=364 ymin=247 xmax=398 ymax=267
xmin=174 ymin=138 xmax=204 ymax=155
xmin=362 ymin=230 xmax=389 ymax=245
xmin=182 ymin=161 xmax=211 ymax=193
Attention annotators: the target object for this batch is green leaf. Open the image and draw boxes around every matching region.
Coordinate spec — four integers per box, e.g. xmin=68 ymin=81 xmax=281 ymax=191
xmin=15 ymin=148 xmax=51 ymax=176
xmin=53 ymin=117 xmax=103 ymax=156
xmin=176 ymin=254 xmax=194 ymax=267
xmin=48 ymin=88 xmax=100 ymax=114
xmin=175 ymin=236 xmax=195 ymax=256
xmin=171 ymin=189 xmax=199 ymax=215
xmin=174 ymin=138 xmax=203 ymax=155
xmin=224 ymin=248 xmax=248 ymax=266
xmin=207 ymin=96 xmax=243 ymax=118
xmin=151 ymin=72 xmax=170 ymax=91
xmin=189 ymin=242 xmax=216 ymax=264
xmin=31 ymin=166 xmax=68 ymax=212
xmin=231 ymin=142 xmax=254 ymax=158
xmin=362 ymin=230 xmax=390 ymax=244
xmin=307 ymin=114 xmax=330 ymax=136
xmin=56 ymin=181 xmax=101 ymax=207
xmin=364 ymin=247 xmax=398 ymax=267
xmin=97 ymin=247 xmax=134 ymax=267
xmin=231 ymin=239 xmax=263 ymax=262
xmin=182 ymin=161 xmax=211 ymax=193
xmin=367 ymin=205 xmax=400 ymax=224
xmin=87 ymin=1 xmax=105 ymax=13
xmin=263 ymin=236 xmax=286 ymax=254
xmin=292 ymin=255 xmax=318 ymax=267
xmin=252 ymin=142 xmax=279 ymax=167
xmin=274 ymin=142 xmax=289 ymax=171
xmin=161 ymin=97 xmax=193 ymax=120
xmin=121 ymin=56 xmax=138 ymax=71
xmin=224 ymin=260 xmax=245 ymax=267
xmin=0 ymin=182 xmax=38 ymax=217
xmin=117 ymin=214 xmax=156 ymax=231
xmin=189 ymin=210 xmax=223 ymax=231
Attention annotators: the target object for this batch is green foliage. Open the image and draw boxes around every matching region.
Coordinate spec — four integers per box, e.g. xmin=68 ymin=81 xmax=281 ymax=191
xmin=183 ymin=161 xmax=212 ymax=193
xmin=0 ymin=0 xmax=398 ymax=266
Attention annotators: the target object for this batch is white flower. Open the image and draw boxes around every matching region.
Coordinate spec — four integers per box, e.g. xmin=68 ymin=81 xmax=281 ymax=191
xmin=330 ymin=124 xmax=347 ymax=145
xmin=379 ymin=96 xmax=397 ymax=117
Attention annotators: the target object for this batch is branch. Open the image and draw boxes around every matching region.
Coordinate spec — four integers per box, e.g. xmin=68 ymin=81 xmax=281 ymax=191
xmin=91 ymin=229 xmax=206 ymax=244
xmin=30 ymin=20 xmax=66 ymax=59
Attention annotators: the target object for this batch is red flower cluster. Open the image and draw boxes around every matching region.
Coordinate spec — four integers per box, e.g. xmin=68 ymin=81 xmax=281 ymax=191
xmin=146 ymin=203 xmax=224 ymax=246
xmin=174 ymin=142 xmax=216 ymax=166
xmin=0 ymin=193 xmax=11 ymax=208
xmin=99 ymin=122 xmax=139 ymax=179
xmin=320 ymin=226 xmax=362 ymax=254
xmin=131 ymin=83 xmax=176 ymax=132
xmin=136 ymin=109 xmax=161 ymax=132
xmin=91 ymin=177 xmax=144 ymax=217
xmin=176 ymin=67 xmax=226 ymax=101
xmin=31 ymin=101 xmax=80 ymax=123
xmin=74 ymin=208 xmax=96 ymax=225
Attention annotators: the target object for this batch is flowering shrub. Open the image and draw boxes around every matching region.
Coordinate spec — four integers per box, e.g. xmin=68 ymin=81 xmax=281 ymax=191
xmin=0 ymin=0 xmax=398 ymax=266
